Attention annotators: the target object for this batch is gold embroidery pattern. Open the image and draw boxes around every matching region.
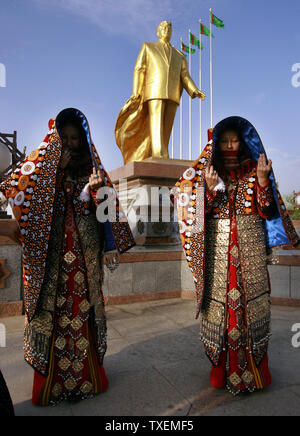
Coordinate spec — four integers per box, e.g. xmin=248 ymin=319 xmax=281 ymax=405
xmin=55 ymin=336 xmax=66 ymax=351
xmin=242 ymin=370 xmax=254 ymax=384
xmin=228 ymin=288 xmax=240 ymax=302
xmin=229 ymin=372 xmax=242 ymax=387
xmin=200 ymin=299 xmax=225 ymax=366
xmin=72 ymin=360 xmax=84 ymax=373
xmin=51 ymin=383 xmax=62 ymax=398
xmin=77 ymin=215 xmax=107 ymax=362
xmin=236 ymin=215 xmax=271 ymax=365
xmin=199 ymin=218 xmax=230 ymax=365
xmin=64 ymin=251 xmax=76 ymax=265
xmin=80 ymin=381 xmax=93 ymax=395
xmin=64 ymin=377 xmax=77 ymax=392
xmin=58 ymin=315 xmax=70 ymax=329
xmin=71 ymin=317 xmax=83 ymax=332
xmin=230 ymin=245 xmax=239 ymax=258
xmin=237 ymin=215 xmax=269 ymax=302
xmin=79 ymin=300 xmax=91 ymax=314
xmin=76 ymin=337 xmax=89 ymax=352
xmin=247 ymin=293 xmax=271 ymax=365
xmin=229 ymin=328 xmax=241 ymax=342
xmin=58 ymin=357 xmax=71 ymax=372
xmin=204 ymin=218 xmax=230 ymax=305
xmin=74 ymin=271 xmax=85 ymax=285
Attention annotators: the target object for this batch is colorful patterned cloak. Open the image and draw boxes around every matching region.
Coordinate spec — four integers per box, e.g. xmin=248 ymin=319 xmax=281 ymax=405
xmin=0 ymin=108 xmax=135 ymax=378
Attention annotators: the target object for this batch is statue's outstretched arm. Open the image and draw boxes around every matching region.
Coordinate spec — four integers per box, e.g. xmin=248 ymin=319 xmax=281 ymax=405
xmin=181 ymin=56 xmax=205 ymax=100
xmin=132 ymin=43 xmax=147 ymax=98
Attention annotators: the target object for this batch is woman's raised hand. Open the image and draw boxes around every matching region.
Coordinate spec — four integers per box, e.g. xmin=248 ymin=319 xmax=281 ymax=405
xmin=60 ymin=149 xmax=72 ymax=169
xmin=205 ymin=166 xmax=219 ymax=193
xmin=257 ymin=154 xmax=272 ymax=187
xmin=89 ymin=167 xmax=103 ymax=191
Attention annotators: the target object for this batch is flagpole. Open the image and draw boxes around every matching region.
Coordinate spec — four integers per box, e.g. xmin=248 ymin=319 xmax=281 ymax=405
xmin=180 ymin=37 xmax=183 ymax=160
xmin=171 ymin=126 xmax=174 ymax=159
xmin=209 ymin=8 xmax=213 ymax=129
xmin=199 ymin=19 xmax=202 ymax=154
xmin=189 ymin=29 xmax=192 ymax=160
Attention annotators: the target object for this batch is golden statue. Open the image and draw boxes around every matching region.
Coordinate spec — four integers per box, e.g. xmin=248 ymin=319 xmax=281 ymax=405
xmin=115 ymin=21 xmax=206 ymax=164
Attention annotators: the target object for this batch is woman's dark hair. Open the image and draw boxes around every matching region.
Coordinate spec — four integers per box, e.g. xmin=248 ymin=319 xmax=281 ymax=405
xmin=213 ymin=124 xmax=250 ymax=172
xmin=58 ymin=116 xmax=93 ymax=177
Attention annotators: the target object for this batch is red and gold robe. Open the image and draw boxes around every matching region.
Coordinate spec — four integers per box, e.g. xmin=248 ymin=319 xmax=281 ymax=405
xmin=204 ymin=160 xmax=273 ymax=394
xmin=172 ymin=116 xmax=299 ymax=395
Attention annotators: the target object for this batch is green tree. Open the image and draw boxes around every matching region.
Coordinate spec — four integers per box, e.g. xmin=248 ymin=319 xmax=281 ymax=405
xmin=292 ymin=209 xmax=300 ymax=220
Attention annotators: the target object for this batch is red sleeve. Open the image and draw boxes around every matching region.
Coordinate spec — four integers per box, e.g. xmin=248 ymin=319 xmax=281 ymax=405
xmin=90 ymin=188 xmax=98 ymax=201
xmin=256 ymin=179 xmax=275 ymax=219
xmin=89 ymin=188 xmax=102 ymax=213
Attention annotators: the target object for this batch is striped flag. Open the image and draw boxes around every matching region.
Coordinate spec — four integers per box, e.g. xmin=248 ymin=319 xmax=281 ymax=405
xmin=181 ymin=41 xmax=196 ymax=54
xmin=190 ymin=32 xmax=203 ymax=50
xmin=200 ymin=23 xmax=214 ymax=37
xmin=210 ymin=11 xmax=225 ymax=28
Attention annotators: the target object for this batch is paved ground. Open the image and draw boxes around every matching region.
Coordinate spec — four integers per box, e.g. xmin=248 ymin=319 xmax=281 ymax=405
xmin=0 ymin=298 xmax=300 ymax=416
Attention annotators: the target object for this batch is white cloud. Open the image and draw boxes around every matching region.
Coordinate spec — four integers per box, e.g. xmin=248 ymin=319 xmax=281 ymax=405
xmin=33 ymin=0 xmax=223 ymax=40
xmin=266 ymin=147 xmax=294 ymax=160
xmin=33 ymin=0 xmax=179 ymax=40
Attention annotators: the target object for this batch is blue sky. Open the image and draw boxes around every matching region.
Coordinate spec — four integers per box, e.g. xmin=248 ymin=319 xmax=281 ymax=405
xmin=0 ymin=0 xmax=299 ymax=194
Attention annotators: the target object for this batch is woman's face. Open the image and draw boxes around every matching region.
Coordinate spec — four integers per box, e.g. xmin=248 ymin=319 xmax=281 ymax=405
xmin=219 ymin=130 xmax=240 ymax=152
xmin=60 ymin=125 xmax=81 ymax=155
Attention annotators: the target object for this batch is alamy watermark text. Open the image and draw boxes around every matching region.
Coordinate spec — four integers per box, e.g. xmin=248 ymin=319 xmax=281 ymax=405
xmin=0 ymin=63 xmax=6 ymax=88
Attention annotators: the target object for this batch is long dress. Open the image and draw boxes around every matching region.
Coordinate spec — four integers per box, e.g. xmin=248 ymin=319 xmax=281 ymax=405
xmin=206 ymin=162 xmax=273 ymax=394
xmin=173 ymin=116 xmax=300 ymax=396
xmin=31 ymin=174 xmax=110 ymax=406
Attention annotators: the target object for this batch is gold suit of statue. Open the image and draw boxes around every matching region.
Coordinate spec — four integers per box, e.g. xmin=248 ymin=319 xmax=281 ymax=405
xmin=115 ymin=21 xmax=206 ymax=164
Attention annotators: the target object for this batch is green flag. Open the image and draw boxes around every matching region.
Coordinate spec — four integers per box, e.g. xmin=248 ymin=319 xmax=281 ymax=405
xmin=210 ymin=11 xmax=225 ymax=28
xmin=189 ymin=32 xmax=203 ymax=50
xmin=200 ymin=23 xmax=214 ymax=37
xmin=181 ymin=41 xmax=196 ymax=54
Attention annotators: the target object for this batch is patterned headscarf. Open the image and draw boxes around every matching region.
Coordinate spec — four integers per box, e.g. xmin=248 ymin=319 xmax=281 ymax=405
xmin=0 ymin=108 xmax=135 ymax=321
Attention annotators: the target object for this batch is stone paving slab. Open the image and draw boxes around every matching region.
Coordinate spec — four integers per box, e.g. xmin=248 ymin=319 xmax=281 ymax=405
xmin=0 ymin=299 xmax=300 ymax=416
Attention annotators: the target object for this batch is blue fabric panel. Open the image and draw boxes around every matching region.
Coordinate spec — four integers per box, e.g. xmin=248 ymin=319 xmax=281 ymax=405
xmin=104 ymin=220 xmax=116 ymax=252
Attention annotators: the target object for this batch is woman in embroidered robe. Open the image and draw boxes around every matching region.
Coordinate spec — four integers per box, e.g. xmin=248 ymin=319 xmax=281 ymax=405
xmin=173 ymin=116 xmax=299 ymax=396
xmin=0 ymin=108 xmax=135 ymax=406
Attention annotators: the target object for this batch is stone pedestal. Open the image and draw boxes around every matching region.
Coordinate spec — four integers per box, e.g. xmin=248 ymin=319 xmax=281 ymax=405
xmin=102 ymin=158 xmax=196 ymax=305
xmin=109 ymin=158 xmax=193 ymax=246
xmin=102 ymin=245 xmax=196 ymax=305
